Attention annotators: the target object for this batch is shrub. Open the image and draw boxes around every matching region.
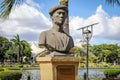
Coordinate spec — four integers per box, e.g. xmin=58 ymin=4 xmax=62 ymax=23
xmin=0 ymin=70 xmax=22 ymax=80
xmin=80 ymin=63 xmax=84 ymax=68
xmin=103 ymin=64 xmax=109 ymax=67
xmin=0 ymin=68 xmax=8 ymax=71
xmin=104 ymin=69 xmax=120 ymax=78
xmin=0 ymin=69 xmax=4 ymax=72
xmin=16 ymin=63 xmax=23 ymax=68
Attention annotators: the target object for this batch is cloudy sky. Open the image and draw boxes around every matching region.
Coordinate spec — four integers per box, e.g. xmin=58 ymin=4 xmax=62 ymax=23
xmin=0 ymin=0 xmax=120 ymax=46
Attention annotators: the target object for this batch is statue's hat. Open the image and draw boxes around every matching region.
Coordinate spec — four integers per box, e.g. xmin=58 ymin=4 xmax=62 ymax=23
xmin=49 ymin=5 xmax=68 ymax=16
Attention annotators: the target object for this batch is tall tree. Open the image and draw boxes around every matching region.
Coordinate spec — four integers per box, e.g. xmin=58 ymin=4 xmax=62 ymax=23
xmin=11 ymin=34 xmax=21 ymax=62
xmin=102 ymin=49 xmax=112 ymax=63
xmin=0 ymin=36 xmax=10 ymax=63
xmin=11 ymin=34 xmax=31 ymax=63
xmin=0 ymin=0 xmax=120 ymax=19
xmin=91 ymin=44 xmax=120 ymax=63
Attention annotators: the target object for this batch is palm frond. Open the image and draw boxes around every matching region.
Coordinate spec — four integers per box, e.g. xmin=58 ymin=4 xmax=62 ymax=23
xmin=0 ymin=0 xmax=24 ymax=19
xmin=106 ymin=0 xmax=120 ymax=6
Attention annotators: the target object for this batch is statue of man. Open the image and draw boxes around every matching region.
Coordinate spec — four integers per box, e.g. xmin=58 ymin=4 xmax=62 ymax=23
xmin=39 ymin=5 xmax=74 ymax=56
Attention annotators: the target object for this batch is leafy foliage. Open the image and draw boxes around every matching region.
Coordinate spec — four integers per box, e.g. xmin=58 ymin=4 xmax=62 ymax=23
xmin=0 ymin=68 xmax=8 ymax=71
xmin=106 ymin=0 xmax=120 ymax=6
xmin=91 ymin=44 xmax=120 ymax=63
xmin=0 ymin=36 xmax=10 ymax=62
xmin=0 ymin=70 xmax=22 ymax=80
xmin=0 ymin=0 xmax=24 ymax=19
xmin=60 ymin=0 xmax=68 ymax=6
xmin=76 ymin=43 xmax=120 ymax=64
xmin=0 ymin=35 xmax=31 ymax=64
xmin=104 ymin=69 xmax=120 ymax=78
xmin=10 ymin=34 xmax=31 ymax=63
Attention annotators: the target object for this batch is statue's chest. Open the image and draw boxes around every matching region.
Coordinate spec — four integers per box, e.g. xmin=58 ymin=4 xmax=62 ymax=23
xmin=46 ymin=32 xmax=69 ymax=50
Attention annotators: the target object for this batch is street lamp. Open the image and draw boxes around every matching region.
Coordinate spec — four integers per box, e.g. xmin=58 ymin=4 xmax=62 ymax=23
xmin=77 ymin=23 xmax=98 ymax=80
xmin=82 ymin=29 xmax=92 ymax=80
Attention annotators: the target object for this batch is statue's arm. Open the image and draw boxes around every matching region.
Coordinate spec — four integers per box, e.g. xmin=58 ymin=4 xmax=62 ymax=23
xmin=39 ymin=31 xmax=46 ymax=47
xmin=71 ymin=36 xmax=74 ymax=47
xmin=38 ymin=31 xmax=50 ymax=56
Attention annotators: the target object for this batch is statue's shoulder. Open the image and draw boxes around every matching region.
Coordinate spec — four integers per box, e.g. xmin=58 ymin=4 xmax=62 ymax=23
xmin=64 ymin=32 xmax=72 ymax=38
xmin=40 ymin=30 xmax=50 ymax=36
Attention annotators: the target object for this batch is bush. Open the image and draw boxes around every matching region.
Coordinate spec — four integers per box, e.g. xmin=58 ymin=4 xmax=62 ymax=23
xmin=104 ymin=69 xmax=120 ymax=78
xmin=79 ymin=63 xmax=84 ymax=68
xmin=0 ymin=68 xmax=8 ymax=71
xmin=0 ymin=69 xmax=4 ymax=72
xmin=16 ymin=63 xmax=23 ymax=68
xmin=0 ymin=70 xmax=22 ymax=80
xmin=103 ymin=64 xmax=109 ymax=67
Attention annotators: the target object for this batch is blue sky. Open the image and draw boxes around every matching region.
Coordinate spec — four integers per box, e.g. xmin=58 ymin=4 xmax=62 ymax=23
xmin=36 ymin=0 xmax=120 ymax=17
xmin=0 ymin=0 xmax=120 ymax=46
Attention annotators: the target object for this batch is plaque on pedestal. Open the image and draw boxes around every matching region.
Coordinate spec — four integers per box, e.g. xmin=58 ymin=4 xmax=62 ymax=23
xmin=37 ymin=57 xmax=80 ymax=80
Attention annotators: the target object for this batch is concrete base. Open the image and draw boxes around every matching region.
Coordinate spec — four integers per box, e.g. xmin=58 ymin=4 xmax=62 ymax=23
xmin=37 ymin=57 xmax=80 ymax=80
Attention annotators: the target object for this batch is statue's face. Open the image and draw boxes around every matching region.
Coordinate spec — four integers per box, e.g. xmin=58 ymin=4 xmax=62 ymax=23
xmin=52 ymin=9 xmax=66 ymax=25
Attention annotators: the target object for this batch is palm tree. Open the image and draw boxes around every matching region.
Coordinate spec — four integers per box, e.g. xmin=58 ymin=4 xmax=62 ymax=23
xmin=11 ymin=34 xmax=24 ymax=63
xmin=0 ymin=0 xmax=120 ymax=19
xmin=106 ymin=0 xmax=120 ymax=5
xmin=11 ymin=34 xmax=31 ymax=63
xmin=0 ymin=0 xmax=23 ymax=19
xmin=11 ymin=34 xmax=21 ymax=62
xmin=21 ymin=40 xmax=32 ymax=63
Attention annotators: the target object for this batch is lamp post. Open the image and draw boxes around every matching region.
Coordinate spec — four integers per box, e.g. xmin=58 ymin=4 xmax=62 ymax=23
xmin=82 ymin=29 xmax=92 ymax=80
xmin=77 ymin=23 xmax=98 ymax=80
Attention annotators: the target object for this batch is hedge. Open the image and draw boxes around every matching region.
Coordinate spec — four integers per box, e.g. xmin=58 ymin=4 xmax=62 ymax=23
xmin=104 ymin=69 xmax=120 ymax=78
xmin=0 ymin=69 xmax=4 ymax=72
xmin=0 ymin=70 xmax=22 ymax=80
xmin=0 ymin=68 xmax=8 ymax=71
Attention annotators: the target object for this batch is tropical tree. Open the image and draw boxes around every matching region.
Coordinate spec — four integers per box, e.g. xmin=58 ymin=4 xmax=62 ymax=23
xmin=0 ymin=0 xmax=120 ymax=19
xmin=10 ymin=34 xmax=31 ymax=63
xmin=21 ymin=40 xmax=32 ymax=63
xmin=102 ymin=50 xmax=112 ymax=63
xmin=91 ymin=44 xmax=120 ymax=64
xmin=4 ymin=41 xmax=14 ymax=61
xmin=106 ymin=0 xmax=120 ymax=5
xmin=0 ymin=0 xmax=24 ymax=19
xmin=0 ymin=35 xmax=31 ymax=64
xmin=0 ymin=36 xmax=11 ymax=64
xmin=74 ymin=47 xmax=82 ymax=57
xmin=117 ymin=48 xmax=120 ymax=64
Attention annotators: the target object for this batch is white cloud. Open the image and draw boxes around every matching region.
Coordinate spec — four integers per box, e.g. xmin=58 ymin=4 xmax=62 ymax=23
xmin=26 ymin=0 xmax=40 ymax=8
xmin=69 ymin=5 xmax=120 ymax=44
xmin=0 ymin=3 xmax=51 ymax=42
xmin=0 ymin=3 xmax=120 ymax=45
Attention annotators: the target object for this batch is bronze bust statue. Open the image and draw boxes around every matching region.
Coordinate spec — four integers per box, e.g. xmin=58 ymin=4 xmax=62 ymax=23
xmin=39 ymin=5 xmax=74 ymax=56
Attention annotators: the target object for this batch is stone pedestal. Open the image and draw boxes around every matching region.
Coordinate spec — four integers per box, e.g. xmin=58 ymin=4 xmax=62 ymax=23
xmin=37 ymin=57 xmax=80 ymax=80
